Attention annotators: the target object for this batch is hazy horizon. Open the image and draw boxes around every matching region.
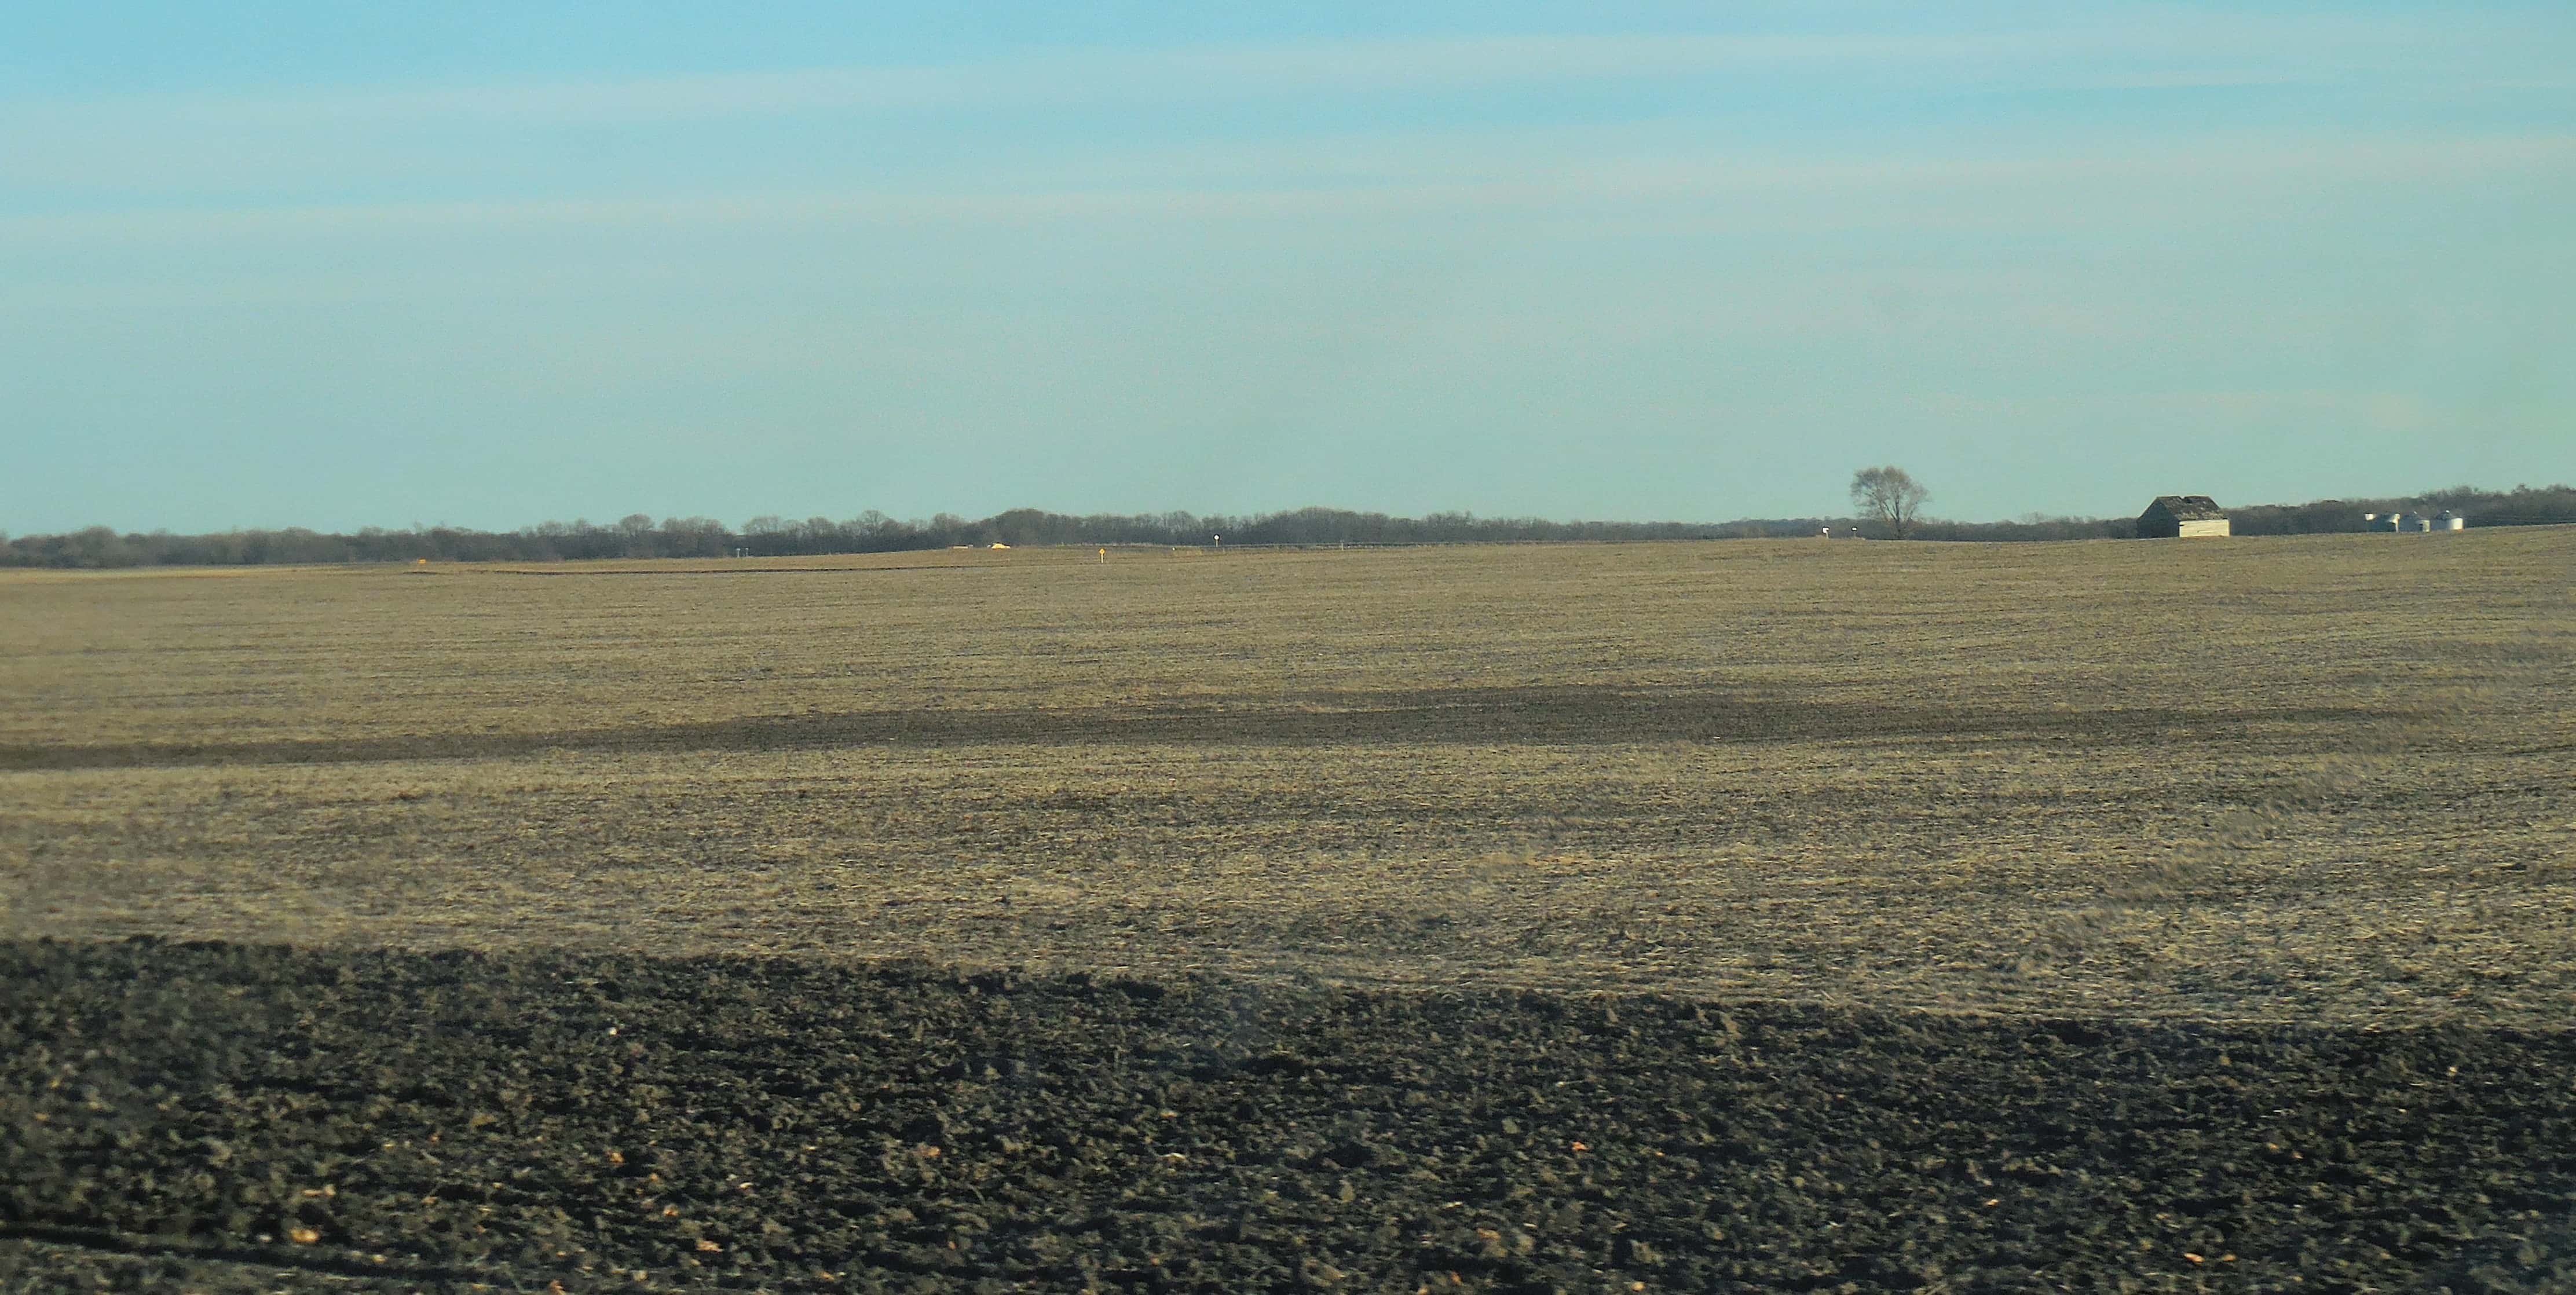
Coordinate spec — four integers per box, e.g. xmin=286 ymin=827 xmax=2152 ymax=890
xmin=6 ymin=3 xmax=2571 ymax=535
xmin=24 ymin=480 xmax=2576 ymax=542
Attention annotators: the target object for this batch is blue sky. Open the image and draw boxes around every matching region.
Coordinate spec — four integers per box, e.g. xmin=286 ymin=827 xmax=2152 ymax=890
xmin=3 ymin=2 xmax=2571 ymax=533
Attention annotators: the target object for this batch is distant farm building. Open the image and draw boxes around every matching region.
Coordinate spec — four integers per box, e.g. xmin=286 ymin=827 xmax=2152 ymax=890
xmin=2136 ymin=496 xmax=2231 ymax=539
xmin=2365 ymin=510 xmax=2463 ymax=533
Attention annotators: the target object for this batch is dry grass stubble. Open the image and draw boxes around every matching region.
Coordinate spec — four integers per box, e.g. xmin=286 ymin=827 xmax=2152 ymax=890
xmin=4 ymin=532 xmax=2572 ymax=1026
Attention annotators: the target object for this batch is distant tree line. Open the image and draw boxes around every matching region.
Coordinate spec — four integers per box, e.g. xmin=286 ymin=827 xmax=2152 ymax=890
xmin=2222 ymin=484 xmax=2576 ymax=535
xmin=5 ymin=484 xmax=2571 ymax=569
xmin=0 ymin=508 xmax=1784 ymax=569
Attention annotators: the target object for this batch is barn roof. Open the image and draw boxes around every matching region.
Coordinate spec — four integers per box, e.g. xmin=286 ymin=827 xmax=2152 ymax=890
xmin=2145 ymin=495 xmax=2227 ymax=520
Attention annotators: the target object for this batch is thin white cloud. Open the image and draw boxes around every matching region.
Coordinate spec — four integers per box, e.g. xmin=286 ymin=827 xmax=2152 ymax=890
xmin=2 ymin=11 xmax=2551 ymax=127
xmin=7 ymin=33 xmax=2065 ymax=126
xmin=6 ymin=10 xmax=2564 ymax=211
xmin=5 ymin=130 xmax=2565 ymax=247
xmin=1922 ymin=389 xmax=2446 ymax=432
xmin=2062 ymin=69 xmax=2325 ymax=90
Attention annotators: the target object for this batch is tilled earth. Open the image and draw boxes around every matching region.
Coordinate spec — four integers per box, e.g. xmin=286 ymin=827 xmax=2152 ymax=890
xmin=6 ymin=941 xmax=2575 ymax=1293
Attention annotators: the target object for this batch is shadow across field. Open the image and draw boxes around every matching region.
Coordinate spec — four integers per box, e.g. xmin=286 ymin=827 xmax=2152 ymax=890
xmin=6 ymin=939 xmax=2574 ymax=1293
xmin=460 ymin=564 xmax=995 ymax=577
xmin=0 ymin=685 xmax=2387 ymax=770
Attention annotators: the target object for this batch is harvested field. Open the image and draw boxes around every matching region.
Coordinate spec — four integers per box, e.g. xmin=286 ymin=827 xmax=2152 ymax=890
xmin=6 ymin=534 xmax=2572 ymax=1022
xmin=4 ymin=532 xmax=2574 ymax=1289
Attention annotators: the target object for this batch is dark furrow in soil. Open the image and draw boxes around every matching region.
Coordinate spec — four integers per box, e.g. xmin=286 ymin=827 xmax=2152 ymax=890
xmin=5 ymin=938 xmax=2571 ymax=1294
xmin=0 ymin=686 xmax=2385 ymax=770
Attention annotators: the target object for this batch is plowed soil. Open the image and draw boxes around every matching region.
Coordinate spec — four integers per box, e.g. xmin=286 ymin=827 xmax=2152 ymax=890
xmin=7 ymin=939 xmax=2575 ymax=1294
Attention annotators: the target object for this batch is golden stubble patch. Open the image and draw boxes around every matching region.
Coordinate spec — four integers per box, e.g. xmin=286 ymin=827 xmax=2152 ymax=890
xmin=3 ymin=533 xmax=2571 ymax=1025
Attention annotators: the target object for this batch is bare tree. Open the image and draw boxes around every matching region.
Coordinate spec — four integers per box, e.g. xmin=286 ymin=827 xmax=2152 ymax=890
xmin=1849 ymin=466 xmax=1930 ymax=539
xmin=614 ymin=513 xmax=657 ymax=559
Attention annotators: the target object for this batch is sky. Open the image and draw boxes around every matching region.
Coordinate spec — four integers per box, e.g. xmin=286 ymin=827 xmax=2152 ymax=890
xmin=3 ymin=2 xmax=2571 ymax=533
